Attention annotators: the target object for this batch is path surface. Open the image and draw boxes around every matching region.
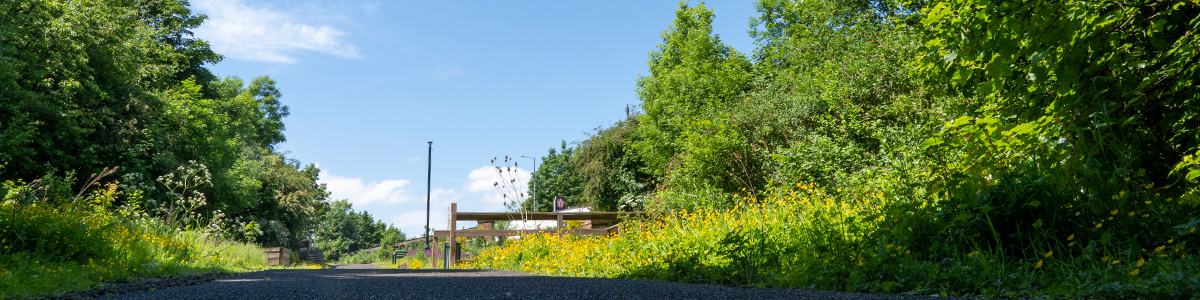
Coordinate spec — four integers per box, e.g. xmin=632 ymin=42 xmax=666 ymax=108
xmin=97 ymin=268 xmax=980 ymax=300
xmin=328 ymin=263 xmax=381 ymax=269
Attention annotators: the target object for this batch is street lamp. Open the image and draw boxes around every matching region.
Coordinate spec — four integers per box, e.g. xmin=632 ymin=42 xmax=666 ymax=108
xmin=520 ymin=155 xmax=537 ymax=212
xmin=424 ymin=141 xmax=432 ymax=254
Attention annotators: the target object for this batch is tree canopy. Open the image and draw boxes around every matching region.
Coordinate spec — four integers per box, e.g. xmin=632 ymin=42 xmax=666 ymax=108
xmin=0 ymin=0 xmax=385 ymax=249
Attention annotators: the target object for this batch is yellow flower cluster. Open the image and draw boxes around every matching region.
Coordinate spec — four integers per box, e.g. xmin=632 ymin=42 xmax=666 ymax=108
xmin=2 ymin=189 xmax=268 ymax=298
xmin=460 ymin=182 xmax=890 ymax=279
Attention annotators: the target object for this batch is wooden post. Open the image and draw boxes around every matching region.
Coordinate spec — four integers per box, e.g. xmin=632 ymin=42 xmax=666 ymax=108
xmin=430 ymin=237 xmax=438 ymax=269
xmin=556 ymin=212 xmax=564 ymax=230
xmin=448 ymin=203 xmax=457 ymax=266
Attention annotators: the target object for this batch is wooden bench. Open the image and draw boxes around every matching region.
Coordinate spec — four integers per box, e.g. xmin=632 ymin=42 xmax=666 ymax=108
xmin=431 ymin=203 xmax=645 ymax=267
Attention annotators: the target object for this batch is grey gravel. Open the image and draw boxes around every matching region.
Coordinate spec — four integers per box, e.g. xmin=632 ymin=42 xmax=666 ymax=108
xmin=328 ymin=264 xmax=380 ymax=269
xmin=88 ymin=268 xmax=988 ymax=300
xmin=46 ymin=272 xmax=231 ymax=299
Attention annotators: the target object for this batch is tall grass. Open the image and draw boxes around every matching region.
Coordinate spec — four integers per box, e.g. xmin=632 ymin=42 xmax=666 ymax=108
xmin=0 ymin=182 xmax=267 ymax=299
xmin=462 ymin=183 xmax=1200 ymax=299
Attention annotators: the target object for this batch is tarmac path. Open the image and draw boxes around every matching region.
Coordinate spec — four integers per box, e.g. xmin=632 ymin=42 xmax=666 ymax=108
xmin=95 ymin=266 xmax=981 ymax=300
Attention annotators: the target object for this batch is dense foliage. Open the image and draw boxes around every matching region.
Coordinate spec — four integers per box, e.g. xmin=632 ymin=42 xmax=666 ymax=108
xmin=1 ymin=0 xmax=404 ymax=296
xmin=0 ymin=0 xmax=333 ymax=249
xmin=495 ymin=0 xmax=1200 ymax=298
xmin=919 ymin=0 xmax=1200 ymax=258
xmin=527 ymin=142 xmax=584 ymax=211
xmin=314 ymin=199 xmax=404 ymax=256
xmin=1 ymin=180 xmax=268 ymax=299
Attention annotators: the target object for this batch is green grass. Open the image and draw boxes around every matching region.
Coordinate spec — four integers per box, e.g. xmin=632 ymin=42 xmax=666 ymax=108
xmin=0 ymin=185 xmax=269 ymax=299
xmin=462 ymin=183 xmax=1200 ymax=299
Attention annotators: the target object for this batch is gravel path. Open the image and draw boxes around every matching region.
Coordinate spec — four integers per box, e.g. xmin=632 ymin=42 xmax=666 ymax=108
xmin=88 ymin=268 xmax=985 ymax=300
xmin=328 ymin=264 xmax=380 ymax=269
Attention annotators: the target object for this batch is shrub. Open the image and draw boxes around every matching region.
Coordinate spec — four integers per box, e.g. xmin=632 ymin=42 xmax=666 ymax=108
xmin=0 ymin=179 xmax=266 ymax=299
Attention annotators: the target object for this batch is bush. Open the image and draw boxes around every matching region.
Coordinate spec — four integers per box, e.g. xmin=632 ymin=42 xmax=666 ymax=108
xmin=0 ymin=179 xmax=267 ymax=299
xmin=339 ymin=249 xmax=380 ymax=265
xmin=464 ymin=182 xmax=1200 ymax=298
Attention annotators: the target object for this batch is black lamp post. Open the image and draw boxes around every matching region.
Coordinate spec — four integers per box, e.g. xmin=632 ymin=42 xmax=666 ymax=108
xmin=424 ymin=141 xmax=432 ymax=253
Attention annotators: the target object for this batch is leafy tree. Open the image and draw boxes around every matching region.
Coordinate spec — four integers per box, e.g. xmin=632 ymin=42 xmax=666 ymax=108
xmin=314 ymin=200 xmax=397 ymax=253
xmin=0 ymin=0 xmax=330 ymax=248
xmin=920 ymin=0 xmax=1200 ymax=253
xmin=742 ymin=0 xmax=948 ymax=190
xmin=573 ymin=118 xmax=652 ymax=211
xmin=624 ymin=0 xmax=946 ymax=210
xmin=528 ymin=141 xmax=583 ymax=211
xmin=0 ymin=0 xmax=197 ymax=183
xmin=633 ymin=1 xmax=754 ymax=195
xmin=379 ymin=226 xmax=405 ymax=247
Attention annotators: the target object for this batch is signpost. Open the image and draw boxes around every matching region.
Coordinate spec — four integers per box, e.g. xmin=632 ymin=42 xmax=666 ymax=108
xmin=554 ymin=196 xmax=566 ymax=211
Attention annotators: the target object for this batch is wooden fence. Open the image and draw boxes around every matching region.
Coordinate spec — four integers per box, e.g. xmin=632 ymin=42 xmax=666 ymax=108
xmin=429 ymin=203 xmax=645 ymax=267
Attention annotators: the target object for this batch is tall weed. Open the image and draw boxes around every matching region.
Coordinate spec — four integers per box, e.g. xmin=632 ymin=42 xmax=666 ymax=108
xmin=0 ymin=178 xmax=267 ymax=299
xmin=463 ymin=182 xmax=1200 ymax=298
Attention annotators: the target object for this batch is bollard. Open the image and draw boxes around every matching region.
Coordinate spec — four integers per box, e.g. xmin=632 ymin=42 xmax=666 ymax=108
xmin=443 ymin=242 xmax=450 ymax=269
xmin=441 ymin=242 xmax=461 ymax=269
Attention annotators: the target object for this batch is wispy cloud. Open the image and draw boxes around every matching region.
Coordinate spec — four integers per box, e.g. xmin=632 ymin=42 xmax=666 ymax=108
xmin=388 ymin=187 xmax=465 ymax=235
xmin=314 ymin=167 xmax=526 ymax=238
xmin=319 ymin=171 xmax=411 ymax=206
xmin=466 ymin=166 xmax=530 ymax=206
xmin=192 ymin=0 xmax=360 ymax=63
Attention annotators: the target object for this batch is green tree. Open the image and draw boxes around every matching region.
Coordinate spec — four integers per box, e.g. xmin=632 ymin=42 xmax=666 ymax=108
xmin=742 ymin=0 xmax=947 ymax=190
xmin=529 ymin=141 xmax=583 ymax=211
xmin=633 ymin=1 xmax=754 ymax=193
xmin=314 ymin=200 xmax=395 ymax=252
xmin=379 ymin=226 xmax=405 ymax=247
xmin=0 ymin=0 xmax=212 ymax=183
xmin=574 ymin=118 xmax=651 ymax=211
xmin=920 ymin=0 xmax=1200 ymax=253
xmin=0 ymin=0 xmax=331 ymax=249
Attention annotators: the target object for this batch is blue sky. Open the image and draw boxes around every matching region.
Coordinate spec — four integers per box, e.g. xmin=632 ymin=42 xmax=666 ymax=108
xmin=191 ymin=0 xmax=760 ymax=237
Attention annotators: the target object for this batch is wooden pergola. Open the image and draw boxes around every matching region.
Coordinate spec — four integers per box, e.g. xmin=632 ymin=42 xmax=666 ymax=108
xmin=430 ymin=203 xmax=646 ymax=267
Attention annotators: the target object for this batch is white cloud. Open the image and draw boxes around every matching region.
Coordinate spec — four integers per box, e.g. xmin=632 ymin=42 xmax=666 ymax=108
xmin=319 ymin=171 xmax=412 ymax=206
xmin=192 ymin=0 xmax=360 ymax=63
xmin=388 ymin=188 xmax=461 ymax=237
xmin=314 ymin=166 xmax=531 ymax=239
xmin=466 ymin=166 xmax=530 ymax=206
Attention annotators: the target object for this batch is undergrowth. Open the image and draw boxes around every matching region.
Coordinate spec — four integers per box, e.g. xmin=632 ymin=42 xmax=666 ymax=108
xmin=462 ymin=183 xmax=1200 ymax=299
xmin=0 ymin=179 xmax=268 ymax=299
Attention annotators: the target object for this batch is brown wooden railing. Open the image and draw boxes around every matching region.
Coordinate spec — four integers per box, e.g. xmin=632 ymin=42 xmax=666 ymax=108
xmin=429 ymin=203 xmax=645 ymax=267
